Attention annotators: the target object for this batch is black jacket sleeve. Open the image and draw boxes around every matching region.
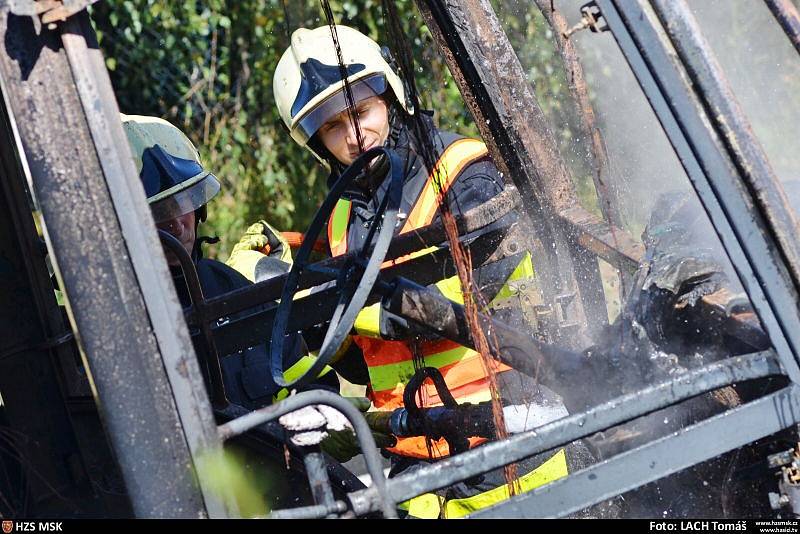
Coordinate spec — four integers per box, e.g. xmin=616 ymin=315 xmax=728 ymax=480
xmin=446 ymin=157 xmax=505 ymax=217
xmin=192 ymin=259 xmax=340 ymax=408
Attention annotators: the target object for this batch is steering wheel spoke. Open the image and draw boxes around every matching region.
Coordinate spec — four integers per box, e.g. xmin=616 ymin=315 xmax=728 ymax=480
xmin=269 ymin=148 xmax=405 ymax=388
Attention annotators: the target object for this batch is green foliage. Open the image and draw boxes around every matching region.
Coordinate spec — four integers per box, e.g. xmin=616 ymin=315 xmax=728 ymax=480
xmin=91 ymin=0 xmax=581 ymax=258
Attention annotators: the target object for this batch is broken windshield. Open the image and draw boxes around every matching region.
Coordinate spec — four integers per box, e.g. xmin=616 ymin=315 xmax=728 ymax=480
xmin=689 ymin=0 xmax=800 ymax=215
xmin=487 ymin=0 xmax=785 ymax=517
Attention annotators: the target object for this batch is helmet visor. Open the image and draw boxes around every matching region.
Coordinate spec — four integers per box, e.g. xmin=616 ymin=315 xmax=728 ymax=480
xmin=294 ymin=73 xmax=387 ymax=144
xmin=149 ymin=172 xmax=221 ymax=223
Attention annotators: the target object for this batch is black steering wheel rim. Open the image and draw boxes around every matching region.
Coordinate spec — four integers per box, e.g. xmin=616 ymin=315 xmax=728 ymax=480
xmin=269 ymin=147 xmax=404 ymax=388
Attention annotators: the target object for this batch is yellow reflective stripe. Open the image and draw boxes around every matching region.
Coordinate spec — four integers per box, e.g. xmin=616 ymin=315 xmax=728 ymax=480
xmin=272 ymin=354 xmax=334 ymax=403
xmin=354 ymin=301 xmax=381 ymax=338
xmin=432 ymin=254 xmax=534 ymax=308
xmin=491 ymin=252 xmax=535 ymax=303
xmin=403 ymin=139 xmax=488 ymax=232
xmin=369 ymin=346 xmax=478 ymax=393
xmin=399 ymin=493 xmax=443 ymax=519
xmin=434 ymin=274 xmax=464 ymax=304
xmin=382 ymin=245 xmax=438 ymax=268
xmin=272 ymin=388 xmax=290 ymax=403
xmin=284 ymin=354 xmax=333 ymax=383
xmin=328 ymin=199 xmax=351 ymax=256
xmin=443 ymin=449 xmax=569 ymax=518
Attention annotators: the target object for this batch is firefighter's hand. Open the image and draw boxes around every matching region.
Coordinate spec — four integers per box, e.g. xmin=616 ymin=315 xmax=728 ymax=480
xmin=319 ymin=429 xmax=360 ymax=463
xmin=227 ymin=220 xmax=293 ymax=282
xmin=319 ymin=397 xmax=396 ymax=463
xmin=279 ymin=403 xmax=351 ymax=449
xmin=230 ymin=220 xmax=292 ymax=263
xmin=320 ymin=428 xmax=397 ymax=463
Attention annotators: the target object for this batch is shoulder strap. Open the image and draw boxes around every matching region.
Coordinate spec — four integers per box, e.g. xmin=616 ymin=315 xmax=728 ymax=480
xmin=328 ymin=198 xmax=352 ymax=257
xmin=402 ymin=138 xmax=488 ymax=233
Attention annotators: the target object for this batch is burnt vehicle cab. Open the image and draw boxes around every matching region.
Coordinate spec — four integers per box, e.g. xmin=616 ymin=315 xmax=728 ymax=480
xmin=0 ymin=0 xmax=800 ymax=519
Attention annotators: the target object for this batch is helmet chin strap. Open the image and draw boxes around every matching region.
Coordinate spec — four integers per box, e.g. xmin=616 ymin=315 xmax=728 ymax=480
xmin=386 ymin=99 xmax=405 ymax=148
xmin=362 ymin=99 xmax=407 ymax=191
xmin=191 ymin=206 xmax=219 ymax=261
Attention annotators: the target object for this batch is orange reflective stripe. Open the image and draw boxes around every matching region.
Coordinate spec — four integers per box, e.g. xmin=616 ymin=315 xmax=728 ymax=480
xmin=354 ymin=337 xmax=412 ymax=368
xmin=377 ymin=139 xmax=488 ymax=267
xmin=369 ymin=366 xmax=511 ymax=410
xmin=358 ymin=338 xmax=510 ymax=394
xmin=356 ymin=337 xmax=462 ymax=367
xmin=422 ymin=358 xmax=510 ymax=400
xmin=370 ymin=380 xmax=490 ymax=410
xmin=388 ymin=435 xmax=488 ymax=459
xmin=328 ymin=198 xmax=351 ymax=256
xmin=366 ymin=350 xmax=511 ymax=410
xmin=401 ymin=138 xmax=488 ymax=233
xmin=368 ymin=348 xmax=480 ymax=399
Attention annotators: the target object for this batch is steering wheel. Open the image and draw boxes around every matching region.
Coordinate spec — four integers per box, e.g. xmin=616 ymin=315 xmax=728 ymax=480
xmin=269 ymin=147 xmax=404 ymax=388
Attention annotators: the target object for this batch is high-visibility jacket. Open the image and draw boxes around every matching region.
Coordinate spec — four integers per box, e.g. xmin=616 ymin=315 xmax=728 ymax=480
xmin=328 ymin=136 xmax=535 ymax=458
xmin=399 ymin=448 xmax=569 ymax=518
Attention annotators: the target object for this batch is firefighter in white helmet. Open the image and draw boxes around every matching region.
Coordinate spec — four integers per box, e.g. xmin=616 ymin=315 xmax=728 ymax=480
xmin=230 ymin=26 xmax=590 ymax=518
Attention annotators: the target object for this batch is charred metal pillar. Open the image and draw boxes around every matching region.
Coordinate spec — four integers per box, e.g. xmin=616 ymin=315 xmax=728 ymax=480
xmin=765 ymin=0 xmax=800 ymax=55
xmin=0 ymin=79 xmax=119 ymax=515
xmin=533 ymin=0 xmax=622 ymax=231
xmin=533 ymin=0 xmax=632 ymax=301
xmin=0 ymin=6 xmax=232 ymax=517
xmin=415 ymin=0 xmax=609 ymax=343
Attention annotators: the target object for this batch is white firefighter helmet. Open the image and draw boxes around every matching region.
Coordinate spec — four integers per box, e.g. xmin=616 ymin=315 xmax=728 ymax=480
xmin=121 ymin=113 xmax=220 ymax=223
xmin=273 ymin=25 xmax=412 ymax=162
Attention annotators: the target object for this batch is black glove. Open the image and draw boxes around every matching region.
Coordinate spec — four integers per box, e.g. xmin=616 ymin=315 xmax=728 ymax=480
xmin=319 ymin=397 xmax=397 ymax=463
